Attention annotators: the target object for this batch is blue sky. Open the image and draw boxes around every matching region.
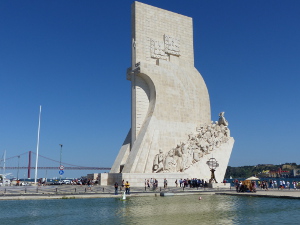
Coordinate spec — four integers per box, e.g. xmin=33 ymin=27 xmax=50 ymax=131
xmin=1 ymin=0 xmax=300 ymax=179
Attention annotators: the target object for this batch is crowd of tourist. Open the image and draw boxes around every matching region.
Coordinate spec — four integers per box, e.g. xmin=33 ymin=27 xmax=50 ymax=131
xmin=234 ymin=179 xmax=300 ymax=192
xmin=143 ymin=178 xmax=209 ymax=190
xmin=257 ymin=180 xmax=299 ymax=190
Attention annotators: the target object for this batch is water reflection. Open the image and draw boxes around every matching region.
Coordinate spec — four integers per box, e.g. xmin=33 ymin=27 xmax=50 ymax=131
xmin=115 ymin=195 xmax=237 ymax=224
xmin=1 ymin=195 xmax=300 ymax=224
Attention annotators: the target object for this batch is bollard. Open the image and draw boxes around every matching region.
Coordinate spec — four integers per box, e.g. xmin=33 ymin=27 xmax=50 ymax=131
xmin=36 ymin=188 xmax=38 ymax=193
xmin=4 ymin=188 xmax=6 ymax=194
xmin=25 ymin=188 xmax=26 ymax=193
xmin=145 ymin=186 xmax=146 ymax=191
xmin=103 ymin=187 xmax=104 ymax=192
xmin=56 ymin=188 xmax=58 ymax=193
xmin=75 ymin=188 xmax=76 ymax=193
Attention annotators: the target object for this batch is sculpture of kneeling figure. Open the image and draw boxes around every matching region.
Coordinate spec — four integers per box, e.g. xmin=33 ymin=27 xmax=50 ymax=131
xmin=153 ymin=149 xmax=164 ymax=173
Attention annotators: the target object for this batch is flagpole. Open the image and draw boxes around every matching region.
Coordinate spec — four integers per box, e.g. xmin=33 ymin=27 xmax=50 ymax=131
xmin=34 ymin=105 xmax=42 ymax=184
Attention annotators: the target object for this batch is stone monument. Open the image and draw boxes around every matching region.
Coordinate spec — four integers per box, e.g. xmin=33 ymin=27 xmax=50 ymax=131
xmin=103 ymin=1 xmax=234 ymax=187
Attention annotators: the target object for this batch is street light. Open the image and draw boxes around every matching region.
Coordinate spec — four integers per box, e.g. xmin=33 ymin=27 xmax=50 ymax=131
xmin=17 ymin=155 xmax=20 ymax=182
xmin=206 ymin=157 xmax=219 ymax=183
xmin=59 ymin=144 xmax=63 ymax=181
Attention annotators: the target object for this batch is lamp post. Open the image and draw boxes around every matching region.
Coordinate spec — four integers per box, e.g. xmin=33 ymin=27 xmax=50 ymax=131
xmin=206 ymin=157 xmax=219 ymax=183
xmin=59 ymin=144 xmax=63 ymax=181
xmin=17 ymin=155 xmax=20 ymax=181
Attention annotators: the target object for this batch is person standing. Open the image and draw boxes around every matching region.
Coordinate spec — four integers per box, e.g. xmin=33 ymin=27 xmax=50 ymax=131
xmin=114 ymin=182 xmax=119 ymax=195
xmin=121 ymin=180 xmax=124 ymax=190
xmin=286 ymin=181 xmax=290 ymax=190
xmin=282 ymin=180 xmax=286 ymax=189
xmin=155 ymin=179 xmax=158 ymax=188
xmin=293 ymin=181 xmax=297 ymax=190
xmin=150 ymin=178 xmax=153 ymax=187
xmin=87 ymin=179 xmax=92 ymax=190
xmin=164 ymin=178 xmax=168 ymax=188
xmin=279 ymin=180 xmax=283 ymax=190
xmin=269 ymin=180 xmax=274 ymax=189
xmin=125 ymin=181 xmax=130 ymax=195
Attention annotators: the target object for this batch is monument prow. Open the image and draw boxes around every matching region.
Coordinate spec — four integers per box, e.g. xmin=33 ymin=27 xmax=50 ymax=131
xmin=108 ymin=1 xmax=234 ymax=187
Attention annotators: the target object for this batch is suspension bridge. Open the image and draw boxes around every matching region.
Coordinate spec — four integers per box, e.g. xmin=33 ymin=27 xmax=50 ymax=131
xmin=1 ymin=151 xmax=111 ymax=178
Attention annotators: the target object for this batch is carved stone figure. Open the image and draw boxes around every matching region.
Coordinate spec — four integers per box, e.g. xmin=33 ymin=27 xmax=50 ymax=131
xmin=186 ymin=146 xmax=193 ymax=169
xmin=152 ymin=112 xmax=232 ymax=173
xmin=193 ymin=148 xmax=201 ymax=162
xmin=224 ymin=127 xmax=230 ymax=137
xmin=218 ymin=112 xmax=229 ymax=126
xmin=153 ymin=149 xmax=164 ymax=173
xmin=173 ymin=145 xmax=182 ymax=172
xmin=181 ymin=143 xmax=189 ymax=170
xmin=164 ymin=149 xmax=176 ymax=172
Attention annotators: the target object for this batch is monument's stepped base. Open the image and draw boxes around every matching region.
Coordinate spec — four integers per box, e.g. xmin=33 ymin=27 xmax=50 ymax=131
xmin=100 ymin=137 xmax=233 ymax=187
xmin=99 ymin=171 xmax=232 ymax=187
xmin=99 ymin=173 xmax=189 ymax=187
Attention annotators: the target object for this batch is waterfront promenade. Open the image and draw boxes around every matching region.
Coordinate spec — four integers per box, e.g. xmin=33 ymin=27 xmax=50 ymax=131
xmin=217 ymin=189 xmax=300 ymax=199
xmin=1 ymin=185 xmax=300 ymax=200
xmin=0 ymin=185 xmax=216 ymax=200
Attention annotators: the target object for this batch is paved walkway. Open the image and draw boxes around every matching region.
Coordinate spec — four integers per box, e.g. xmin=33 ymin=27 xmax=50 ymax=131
xmin=1 ymin=185 xmax=300 ymax=200
xmin=0 ymin=185 xmax=216 ymax=200
xmin=217 ymin=189 xmax=300 ymax=199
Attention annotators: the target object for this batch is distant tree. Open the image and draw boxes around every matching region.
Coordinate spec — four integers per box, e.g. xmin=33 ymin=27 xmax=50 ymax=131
xmin=224 ymin=163 xmax=298 ymax=178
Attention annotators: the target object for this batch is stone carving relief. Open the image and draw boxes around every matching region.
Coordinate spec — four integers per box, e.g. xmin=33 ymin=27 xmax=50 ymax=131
xmin=164 ymin=35 xmax=180 ymax=56
xmin=150 ymin=39 xmax=168 ymax=60
xmin=150 ymin=35 xmax=180 ymax=60
xmin=152 ymin=112 xmax=231 ymax=173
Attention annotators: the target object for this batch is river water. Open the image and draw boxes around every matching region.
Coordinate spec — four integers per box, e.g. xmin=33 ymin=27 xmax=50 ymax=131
xmin=2 ymin=194 xmax=300 ymax=225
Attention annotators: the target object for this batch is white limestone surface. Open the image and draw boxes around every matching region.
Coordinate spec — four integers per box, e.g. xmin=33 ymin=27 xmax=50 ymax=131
xmin=109 ymin=1 xmax=234 ymax=185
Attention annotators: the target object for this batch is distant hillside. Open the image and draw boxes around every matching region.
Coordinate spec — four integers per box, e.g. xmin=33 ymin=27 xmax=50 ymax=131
xmin=225 ymin=163 xmax=300 ymax=178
